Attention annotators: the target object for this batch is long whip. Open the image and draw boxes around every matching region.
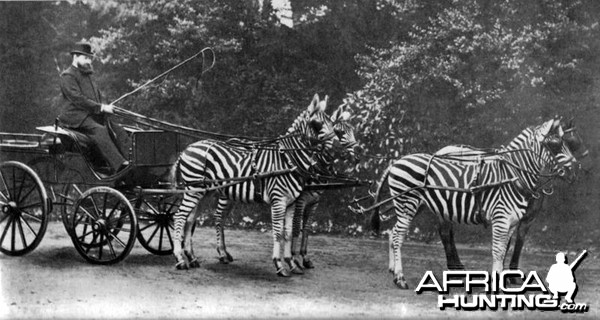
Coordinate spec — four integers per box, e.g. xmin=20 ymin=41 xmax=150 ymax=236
xmin=110 ymin=47 xmax=215 ymax=105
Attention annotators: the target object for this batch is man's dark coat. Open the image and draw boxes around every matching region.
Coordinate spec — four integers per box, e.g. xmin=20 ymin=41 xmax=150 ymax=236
xmin=57 ymin=65 xmax=103 ymax=128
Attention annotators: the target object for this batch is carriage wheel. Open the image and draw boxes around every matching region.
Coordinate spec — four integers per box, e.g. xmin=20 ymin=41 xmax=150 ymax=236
xmin=0 ymin=161 xmax=49 ymax=256
xmin=135 ymin=193 xmax=180 ymax=255
xmin=70 ymin=186 xmax=137 ymax=264
xmin=59 ymin=169 xmax=88 ymax=237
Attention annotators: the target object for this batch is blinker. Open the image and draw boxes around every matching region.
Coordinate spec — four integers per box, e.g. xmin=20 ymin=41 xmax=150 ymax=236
xmin=544 ymin=136 xmax=562 ymax=154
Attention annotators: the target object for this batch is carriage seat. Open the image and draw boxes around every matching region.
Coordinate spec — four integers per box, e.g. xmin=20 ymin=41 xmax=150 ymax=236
xmin=36 ymin=125 xmax=94 ymax=154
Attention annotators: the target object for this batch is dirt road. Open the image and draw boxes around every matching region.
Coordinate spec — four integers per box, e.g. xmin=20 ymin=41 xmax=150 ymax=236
xmin=1 ymin=222 xmax=598 ymax=319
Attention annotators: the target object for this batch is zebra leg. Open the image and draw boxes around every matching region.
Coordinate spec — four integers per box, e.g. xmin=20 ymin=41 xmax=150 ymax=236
xmin=215 ymin=197 xmax=234 ymax=264
xmin=299 ymin=200 xmax=319 ymax=269
xmin=183 ymin=205 xmax=201 ymax=268
xmin=173 ymin=191 xmax=203 ymax=270
xmin=508 ymin=198 xmax=542 ymax=270
xmin=291 ymin=196 xmax=306 ymax=269
xmin=438 ymin=220 xmax=465 ymax=270
xmin=390 ymin=198 xmax=419 ymax=289
xmin=490 ymin=216 xmax=519 ymax=281
xmin=284 ymin=203 xmax=303 ymax=275
xmin=271 ymin=200 xmax=291 ymax=277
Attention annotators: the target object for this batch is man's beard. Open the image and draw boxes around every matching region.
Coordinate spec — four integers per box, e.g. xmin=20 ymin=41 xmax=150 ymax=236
xmin=77 ymin=62 xmax=94 ymax=74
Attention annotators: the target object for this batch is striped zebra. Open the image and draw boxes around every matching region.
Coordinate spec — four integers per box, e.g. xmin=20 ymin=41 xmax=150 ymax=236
xmin=291 ymin=104 xmax=359 ymax=269
xmin=212 ymin=104 xmax=359 ymax=270
xmin=369 ymin=118 xmax=579 ymax=289
xmin=432 ymin=122 xmax=584 ymax=275
xmin=171 ymin=94 xmax=339 ymax=276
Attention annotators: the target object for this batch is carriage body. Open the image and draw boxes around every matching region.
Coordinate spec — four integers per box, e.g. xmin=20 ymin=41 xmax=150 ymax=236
xmin=0 ymin=125 xmax=185 ymax=263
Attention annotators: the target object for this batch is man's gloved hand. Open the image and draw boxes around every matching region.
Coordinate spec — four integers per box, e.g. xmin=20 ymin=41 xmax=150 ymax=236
xmin=100 ymin=104 xmax=115 ymax=114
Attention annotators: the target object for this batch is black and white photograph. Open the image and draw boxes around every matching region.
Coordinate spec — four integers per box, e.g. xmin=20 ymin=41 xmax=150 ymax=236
xmin=0 ymin=0 xmax=599 ymax=319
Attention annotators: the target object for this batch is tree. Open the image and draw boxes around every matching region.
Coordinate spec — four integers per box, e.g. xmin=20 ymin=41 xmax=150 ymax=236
xmin=350 ymin=0 xmax=599 ymax=174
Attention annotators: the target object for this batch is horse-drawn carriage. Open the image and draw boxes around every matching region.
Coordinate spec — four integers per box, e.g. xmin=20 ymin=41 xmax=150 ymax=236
xmin=0 ymin=92 xmax=364 ymax=272
xmin=0 ymin=122 xmax=186 ymax=264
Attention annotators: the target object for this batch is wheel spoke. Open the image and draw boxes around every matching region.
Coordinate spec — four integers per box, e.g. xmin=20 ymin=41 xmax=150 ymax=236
xmin=16 ymin=184 xmax=36 ymax=205
xmin=102 ymin=192 xmax=109 ymax=218
xmin=15 ymin=169 xmax=26 ymax=203
xmin=165 ymin=224 xmax=174 ymax=248
xmin=0 ymin=215 xmax=13 ymax=246
xmin=0 ymin=171 xmax=10 ymax=199
xmin=0 ymin=213 xmax=10 ymax=225
xmin=79 ymin=206 xmax=98 ymax=222
xmin=105 ymin=200 xmax=119 ymax=222
xmin=165 ymin=200 xmax=180 ymax=213
xmin=145 ymin=223 xmax=161 ymax=244
xmin=10 ymin=212 xmax=16 ymax=251
xmin=139 ymin=219 xmax=159 ymax=232
xmin=16 ymin=214 xmax=28 ymax=249
xmin=106 ymin=229 xmax=127 ymax=248
xmin=0 ymin=191 xmax=9 ymax=203
xmin=19 ymin=214 xmax=39 ymax=236
xmin=77 ymin=228 xmax=95 ymax=240
xmin=21 ymin=211 xmax=42 ymax=223
xmin=158 ymin=225 xmax=165 ymax=251
xmin=88 ymin=194 xmax=101 ymax=219
xmin=98 ymin=233 xmax=104 ymax=260
xmin=105 ymin=234 xmax=118 ymax=258
xmin=19 ymin=202 xmax=44 ymax=212
xmin=83 ymin=232 xmax=99 ymax=254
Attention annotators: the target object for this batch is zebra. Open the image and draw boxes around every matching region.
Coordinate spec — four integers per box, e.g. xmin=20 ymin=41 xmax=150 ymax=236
xmin=432 ymin=122 xmax=585 ymax=275
xmin=211 ymin=103 xmax=360 ymax=270
xmin=290 ymin=104 xmax=360 ymax=269
xmin=368 ymin=118 xmax=579 ymax=289
xmin=171 ymin=94 xmax=340 ymax=276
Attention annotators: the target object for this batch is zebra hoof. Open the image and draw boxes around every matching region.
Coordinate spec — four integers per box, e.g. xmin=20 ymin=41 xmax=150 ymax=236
xmin=217 ymin=248 xmax=234 ymax=263
xmin=277 ymin=268 xmax=291 ymax=277
xmin=219 ymin=256 xmax=230 ymax=264
xmin=393 ymin=277 xmax=409 ymax=289
xmin=285 ymin=258 xmax=304 ymax=275
xmin=175 ymin=261 xmax=189 ymax=270
xmin=189 ymin=258 xmax=201 ymax=268
xmin=291 ymin=264 xmax=304 ymax=275
xmin=302 ymin=259 xmax=315 ymax=269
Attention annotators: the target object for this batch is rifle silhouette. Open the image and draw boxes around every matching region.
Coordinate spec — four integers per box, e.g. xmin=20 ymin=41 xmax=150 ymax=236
xmin=569 ymin=250 xmax=587 ymax=271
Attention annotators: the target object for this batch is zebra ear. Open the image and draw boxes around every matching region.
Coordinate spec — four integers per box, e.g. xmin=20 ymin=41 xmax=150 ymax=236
xmin=308 ymin=94 xmax=320 ymax=114
xmin=536 ymin=119 xmax=554 ymax=142
xmin=317 ymin=95 xmax=329 ymax=113
xmin=331 ymin=105 xmax=342 ymax=122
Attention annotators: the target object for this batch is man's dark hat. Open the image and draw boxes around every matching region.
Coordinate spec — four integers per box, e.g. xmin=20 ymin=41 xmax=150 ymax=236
xmin=70 ymin=42 xmax=94 ymax=56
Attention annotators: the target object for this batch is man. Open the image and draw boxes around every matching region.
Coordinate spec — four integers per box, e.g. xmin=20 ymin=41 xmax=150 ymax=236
xmin=546 ymin=252 xmax=577 ymax=304
xmin=57 ymin=42 xmax=129 ymax=174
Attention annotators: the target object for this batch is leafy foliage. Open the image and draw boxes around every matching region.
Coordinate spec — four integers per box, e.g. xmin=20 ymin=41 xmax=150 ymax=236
xmin=351 ymin=0 xmax=599 ymax=172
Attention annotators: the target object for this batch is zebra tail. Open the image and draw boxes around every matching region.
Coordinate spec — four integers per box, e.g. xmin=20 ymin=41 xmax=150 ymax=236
xmin=369 ymin=165 xmax=392 ymax=237
xmin=169 ymin=156 xmax=181 ymax=188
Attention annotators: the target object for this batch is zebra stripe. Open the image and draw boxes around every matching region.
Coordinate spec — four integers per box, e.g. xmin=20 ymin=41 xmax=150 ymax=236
xmin=211 ymin=104 xmax=360 ymax=268
xmin=432 ymin=121 xmax=583 ymax=273
xmin=290 ymin=107 xmax=359 ymax=269
xmin=373 ymin=118 xmax=578 ymax=289
xmin=171 ymin=94 xmax=338 ymax=276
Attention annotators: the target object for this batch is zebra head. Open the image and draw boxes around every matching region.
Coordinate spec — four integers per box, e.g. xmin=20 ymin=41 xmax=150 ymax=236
xmin=331 ymin=104 xmax=360 ymax=164
xmin=532 ymin=117 xmax=580 ymax=180
xmin=542 ymin=118 xmax=587 ymax=182
xmin=288 ymin=93 xmax=337 ymax=152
